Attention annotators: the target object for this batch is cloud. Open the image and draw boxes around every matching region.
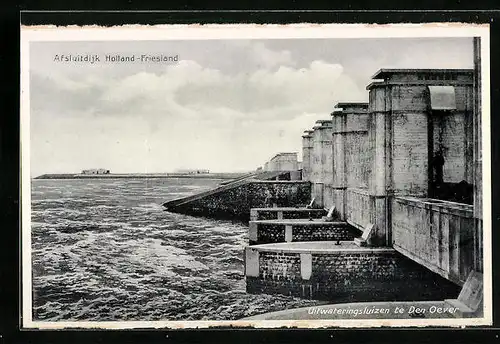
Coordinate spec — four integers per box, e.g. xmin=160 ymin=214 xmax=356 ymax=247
xmin=28 ymin=38 xmax=474 ymax=175
xmin=28 ymin=42 xmax=366 ymax=175
xmin=248 ymin=41 xmax=295 ymax=68
xmin=31 ymin=59 xmax=364 ymax=122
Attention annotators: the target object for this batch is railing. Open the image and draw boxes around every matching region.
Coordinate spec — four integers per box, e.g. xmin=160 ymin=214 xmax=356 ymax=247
xmin=392 ymin=196 xmax=475 ymax=286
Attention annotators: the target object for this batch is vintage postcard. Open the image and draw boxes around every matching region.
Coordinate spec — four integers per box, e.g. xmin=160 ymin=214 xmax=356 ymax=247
xmin=20 ymin=23 xmax=491 ymax=329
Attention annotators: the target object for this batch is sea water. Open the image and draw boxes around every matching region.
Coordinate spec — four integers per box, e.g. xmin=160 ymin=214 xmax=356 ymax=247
xmin=31 ymin=178 xmax=322 ymax=321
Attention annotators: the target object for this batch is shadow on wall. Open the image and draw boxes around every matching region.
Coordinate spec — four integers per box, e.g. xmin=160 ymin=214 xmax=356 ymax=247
xmin=430 ymin=180 xmax=473 ymax=205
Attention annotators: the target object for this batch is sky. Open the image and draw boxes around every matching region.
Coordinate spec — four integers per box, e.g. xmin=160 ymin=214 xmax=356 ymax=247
xmin=29 ymin=37 xmax=473 ymax=176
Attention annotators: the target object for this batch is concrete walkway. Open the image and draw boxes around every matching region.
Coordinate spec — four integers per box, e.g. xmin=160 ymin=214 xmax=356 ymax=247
xmin=242 ymin=301 xmax=460 ymax=320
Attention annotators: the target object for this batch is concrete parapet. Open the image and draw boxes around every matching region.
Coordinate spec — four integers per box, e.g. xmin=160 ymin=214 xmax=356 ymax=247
xmin=249 ymin=207 xmax=326 ymax=221
xmin=248 ymin=219 xmax=359 ymax=245
xmin=392 ymin=196 xmax=475 ymax=285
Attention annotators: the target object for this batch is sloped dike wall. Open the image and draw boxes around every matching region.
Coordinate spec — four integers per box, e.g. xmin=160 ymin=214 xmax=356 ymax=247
xmin=170 ymin=181 xmax=311 ymax=221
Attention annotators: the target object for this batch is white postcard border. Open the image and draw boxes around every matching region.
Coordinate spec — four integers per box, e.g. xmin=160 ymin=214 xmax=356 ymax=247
xmin=20 ymin=23 xmax=492 ymax=329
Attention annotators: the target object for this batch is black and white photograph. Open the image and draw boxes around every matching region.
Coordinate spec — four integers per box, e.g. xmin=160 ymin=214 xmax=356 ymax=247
xmin=20 ymin=24 xmax=491 ymax=328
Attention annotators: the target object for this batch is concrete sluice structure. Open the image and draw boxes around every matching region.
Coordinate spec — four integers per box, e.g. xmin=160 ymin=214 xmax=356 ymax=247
xmin=162 ymin=54 xmax=483 ymax=318
xmin=243 ymin=65 xmax=484 ymax=318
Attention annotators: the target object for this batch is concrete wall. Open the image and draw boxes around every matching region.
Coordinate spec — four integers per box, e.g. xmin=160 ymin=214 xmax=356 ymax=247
xmin=246 ymin=246 xmax=460 ymax=301
xmin=392 ymin=197 xmax=476 ymax=286
xmin=345 ymin=114 xmax=370 ymax=189
xmin=323 ymin=184 xmax=335 ymax=213
xmin=364 ymin=70 xmax=475 ymax=247
xmin=174 ymin=181 xmax=311 ymax=220
xmin=332 ymin=104 xmax=370 ymax=224
xmin=267 ymin=153 xmax=299 ymax=172
xmin=392 ymin=110 xmax=429 ymax=195
xmin=345 ymin=188 xmax=374 ymax=229
xmin=311 ymin=183 xmax=324 ymax=208
xmin=430 ymin=85 xmax=474 ymax=185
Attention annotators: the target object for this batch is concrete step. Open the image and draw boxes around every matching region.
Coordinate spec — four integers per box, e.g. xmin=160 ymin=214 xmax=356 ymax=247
xmin=444 ymin=271 xmax=483 ymax=318
xmin=249 ymin=219 xmax=358 ymax=245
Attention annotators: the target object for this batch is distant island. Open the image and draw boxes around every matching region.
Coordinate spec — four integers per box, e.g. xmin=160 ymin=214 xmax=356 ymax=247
xmin=34 ymin=172 xmax=249 ymax=180
xmin=81 ymin=168 xmax=110 ymax=175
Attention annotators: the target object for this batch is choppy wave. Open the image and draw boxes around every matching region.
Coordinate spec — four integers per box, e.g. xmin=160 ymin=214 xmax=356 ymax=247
xmin=31 ymin=178 xmax=323 ymax=321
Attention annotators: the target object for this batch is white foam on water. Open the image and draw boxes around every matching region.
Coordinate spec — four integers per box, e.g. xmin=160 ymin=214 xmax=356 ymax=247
xmin=31 ymin=178 xmax=326 ymax=321
xmin=129 ymin=239 xmax=209 ymax=276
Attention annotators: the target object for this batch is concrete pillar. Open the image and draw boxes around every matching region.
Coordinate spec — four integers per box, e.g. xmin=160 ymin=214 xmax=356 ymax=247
xmin=250 ymin=209 xmax=258 ymax=221
xmin=473 ymin=37 xmax=483 ymax=272
xmin=369 ymin=81 xmax=431 ymax=246
xmin=245 ymin=248 xmax=260 ymax=277
xmin=300 ymin=253 xmax=312 ymax=280
xmin=316 ymin=120 xmax=333 ymax=186
xmin=373 ymin=111 xmax=388 ymax=196
xmin=249 ymin=222 xmax=258 ymax=243
xmin=316 ymin=120 xmax=333 ymax=208
xmin=302 ymin=132 xmax=313 ymax=181
xmin=311 ymin=125 xmax=324 ymax=207
xmin=368 ymin=84 xmax=391 ymax=246
xmin=332 ymin=110 xmax=347 ymax=220
xmin=285 ymin=225 xmax=293 ymax=242
xmin=333 ymin=103 xmax=370 ymax=222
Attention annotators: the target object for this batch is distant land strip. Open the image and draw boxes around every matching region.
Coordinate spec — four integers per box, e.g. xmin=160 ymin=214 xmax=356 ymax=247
xmin=34 ymin=173 xmax=248 ymax=180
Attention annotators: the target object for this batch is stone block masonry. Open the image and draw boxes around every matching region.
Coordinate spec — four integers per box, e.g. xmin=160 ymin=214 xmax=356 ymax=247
xmin=250 ymin=208 xmax=326 ymax=221
xmin=249 ymin=220 xmax=359 ymax=245
xmin=245 ymin=242 xmax=460 ymax=302
xmin=172 ymin=181 xmax=311 ymax=221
